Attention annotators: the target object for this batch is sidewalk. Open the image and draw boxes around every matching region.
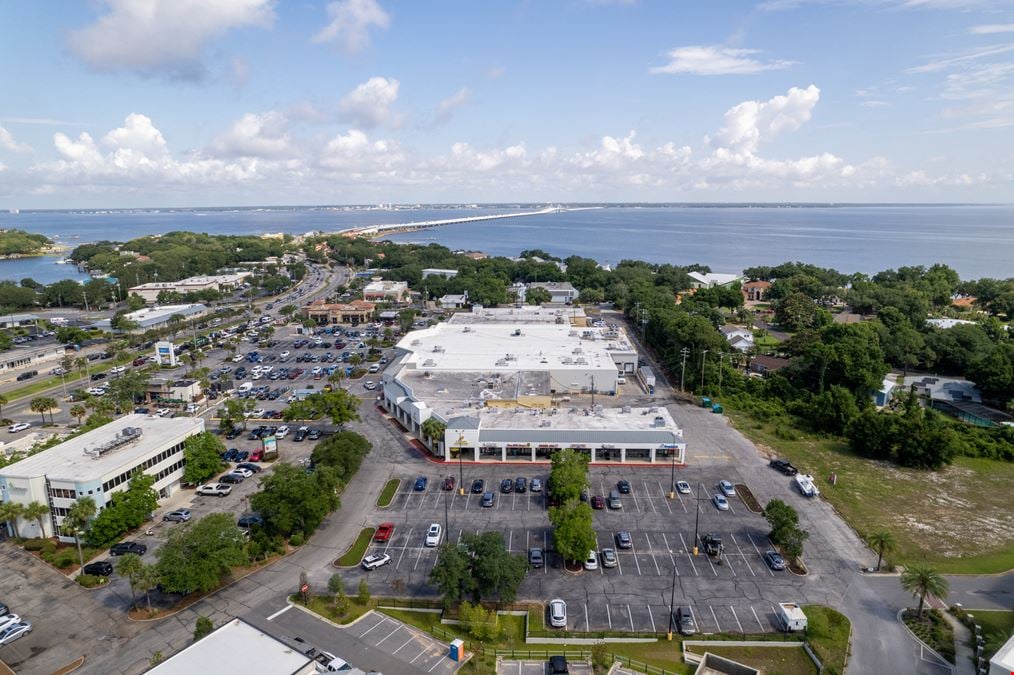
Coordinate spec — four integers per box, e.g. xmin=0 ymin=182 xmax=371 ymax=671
xmin=942 ymin=612 xmax=976 ymax=675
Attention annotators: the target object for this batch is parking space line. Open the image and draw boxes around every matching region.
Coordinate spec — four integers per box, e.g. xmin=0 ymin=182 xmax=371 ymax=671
xmin=627 ymin=604 xmax=634 ymax=631
xmin=647 ymin=605 xmax=656 ymax=633
xmin=266 ymin=604 xmax=292 ymax=621
xmin=427 ymin=658 xmax=444 ymax=673
xmin=631 ymin=488 xmax=641 ymax=513
xmin=396 ymin=528 xmax=414 ymax=568
xmin=606 ymin=604 xmax=612 ymax=629
xmin=751 ymin=606 xmax=764 ymax=632
xmin=375 ymin=624 xmax=402 ymax=646
xmin=678 ymin=533 xmax=698 ymax=575
xmin=512 ymin=491 xmax=517 ymax=511
xmin=626 ymin=534 xmax=643 ymax=575
xmin=585 ymin=603 xmax=590 ymax=632
xmin=412 ymin=543 xmax=425 ymax=570
xmin=644 ymin=532 xmax=661 ymax=576
xmin=507 ymin=530 xmax=513 ymax=553
xmin=661 ymin=533 xmax=679 ymax=576
xmin=710 ymin=606 xmax=721 ymax=632
xmin=730 ymin=607 xmax=744 ymax=633
xmin=392 ymin=636 xmax=415 ymax=654
xmin=543 ymin=531 xmax=549 ymax=574
xmin=360 ymin=616 xmax=388 ymax=638
xmin=642 ymin=482 xmax=658 ymax=513
xmin=725 ymin=547 xmax=738 ymax=577
xmin=730 ymin=535 xmax=756 ymax=577
xmin=747 ymin=533 xmax=775 ymax=577
xmin=657 ymin=481 xmax=673 ymax=514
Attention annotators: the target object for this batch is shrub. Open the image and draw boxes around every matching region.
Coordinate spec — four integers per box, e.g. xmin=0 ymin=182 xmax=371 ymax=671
xmin=23 ymin=539 xmax=45 ymax=551
xmin=194 ymin=616 xmax=214 ymax=641
xmin=55 ymin=556 xmax=74 ymax=569
xmin=77 ymin=573 xmax=105 ymax=588
xmin=289 ymin=532 xmax=305 ymax=547
xmin=357 ymin=578 xmax=370 ymax=605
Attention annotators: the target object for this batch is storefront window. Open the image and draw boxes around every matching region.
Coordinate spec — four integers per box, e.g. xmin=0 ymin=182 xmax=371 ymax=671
xmin=479 ymin=446 xmax=500 ymax=459
xmin=535 ymin=446 xmax=557 ymax=459
xmin=626 ymin=447 xmax=651 ymax=461
xmin=506 ymin=446 xmax=529 ymax=458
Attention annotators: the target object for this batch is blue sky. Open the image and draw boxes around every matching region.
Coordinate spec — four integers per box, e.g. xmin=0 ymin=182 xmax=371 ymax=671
xmin=0 ymin=0 xmax=1012 ymax=207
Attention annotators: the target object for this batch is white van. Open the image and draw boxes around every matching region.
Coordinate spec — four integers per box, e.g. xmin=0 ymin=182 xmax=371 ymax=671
xmin=238 ymin=382 xmax=254 ymax=394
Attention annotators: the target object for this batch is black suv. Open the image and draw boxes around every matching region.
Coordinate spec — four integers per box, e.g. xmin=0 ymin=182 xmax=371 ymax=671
xmin=83 ymin=561 xmax=114 ymax=576
xmin=515 ymin=477 xmax=527 ymax=493
xmin=500 ymin=478 xmax=513 ymax=494
xmin=109 ymin=541 xmax=147 ymax=556
xmin=617 ymin=479 xmax=631 ymax=494
xmin=769 ymin=459 xmax=798 ymax=476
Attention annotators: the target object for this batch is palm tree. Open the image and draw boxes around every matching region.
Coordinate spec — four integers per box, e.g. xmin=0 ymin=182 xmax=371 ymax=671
xmin=63 ymin=497 xmax=97 ymax=570
xmin=866 ymin=530 xmax=896 ymax=572
xmin=901 ymin=565 xmax=949 ymax=618
xmin=74 ymin=356 xmax=90 ymax=380
xmin=421 ymin=418 xmax=447 ymax=451
xmin=0 ymin=393 xmax=7 ymax=420
xmin=21 ymin=501 xmax=50 ymax=539
xmin=30 ymin=397 xmax=50 ymax=426
xmin=87 ymin=396 xmax=115 ymax=417
xmin=39 ymin=396 xmax=58 ymax=424
xmin=69 ymin=404 xmax=87 ymax=425
xmin=0 ymin=502 xmax=25 ymax=538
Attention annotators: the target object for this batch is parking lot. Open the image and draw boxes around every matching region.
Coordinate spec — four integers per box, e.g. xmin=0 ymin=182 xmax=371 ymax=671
xmin=498 ymin=659 xmax=593 ymax=675
xmin=344 ymin=460 xmax=850 ymax=636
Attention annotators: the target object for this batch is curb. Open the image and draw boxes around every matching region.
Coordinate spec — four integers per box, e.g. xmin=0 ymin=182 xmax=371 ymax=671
xmin=896 ymin=609 xmax=956 ymax=673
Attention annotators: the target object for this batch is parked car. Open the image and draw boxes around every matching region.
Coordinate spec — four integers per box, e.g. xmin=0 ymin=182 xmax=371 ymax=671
xmin=676 ymin=607 xmax=697 ymax=635
xmin=196 ymin=483 xmax=232 ymax=497
xmin=237 ymin=513 xmax=264 ymax=529
xmin=470 ymin=479 xmax=484 ymax=494
xmin=109 ymin=541 xmax=147 ymax=556
xmin=7 ymin=423 xmax=30 ymax=434
xmin=374 ymin=523 xmax=395 ymax=542
xmin=232 ymin=467 xmax=254 ymax=478
xmin=361 ymin=553 xmax=392 ymax=571
xmin=441 ymin=476 xmax=456 ymax=491
xmin=83 ymin=561 xmax=114 ymax=576
xmin=601 ymin=547 xmax=619 ymax=568
xmin=15 ymin=371 xmax=37 ymax=382
xmin=718 ymin=480 xmax=736 ymax=497
xmin=220 ymin=473 xmax=245 ymax=484
xmin=769 ymin=459 xmax=798 ymax=476
xmin=530 ymin=477 xmax=543 ymax=493
xmin=549 ymin=599 xmax=567 ymax=628
xmin=548 ymin=655 xmax=569 ymax=674
xmin=528 ymin=547 xmax=544 ymax=568
xmin=615 ymin=531 xmax=632 ymax=549
xmin=675 ymin=480 xmax=692 ymax=494
xmin=236 ymin=462 xmax=262 ymax=473
xmin=763 ymin=550 xmax=787 ymax=571
xmin=617 ymin=479 xmax=631 ymax=494
xmin=424 ymin=523 xmax=442 ymax=547
xmin=163 ymin=509 xmax=192 ymax=522
xmin=584 ymin=550 xmax=599 ymax=571
xmin=307 ymin=429 xmax=321 ymax=441
xmin=590 ymin=495 xmax=605 ymax=510
xmin=607 ymin=490 xmax=622 ymax=510
xmin=500 ymin=478 xmax=513 ymax=494
xmin=0 ymin=615 xmax=22 ymax=633
xmin=514 ymin=477 xmax=527 ymax=493
xmin=0 ymin=621 xmax=32 ymax=646
xmin=712 ymin=494 xmax=730 ymax=511
xmin=414 ymin=476 xmax=428 ymax=491
xmin=481 ymin=491 xmax=495 ymax=507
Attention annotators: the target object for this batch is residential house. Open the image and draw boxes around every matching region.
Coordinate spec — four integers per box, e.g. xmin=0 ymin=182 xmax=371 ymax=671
xmin=438 ymin=293 xmax=469 ymax=309
xmin=741 ymin=280 xmax=772 ymax=302
xmin=688 ymin=272 xmax=744 ymax=289
xmin=719 ymin=325 xmax=754 ymax=352
xmin=748 ymin=355 xmax=790 ymax=376
xmin=527 ymin=281 xmax=579 ymax=304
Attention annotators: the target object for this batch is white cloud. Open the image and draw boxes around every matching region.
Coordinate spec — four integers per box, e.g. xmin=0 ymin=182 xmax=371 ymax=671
xmin=970 ymin=24 xmax=1014 ymax=35
xmin=651 ymin=45 xmax=795 ymax=75
xmin=861 ymin=100 xmax=890 ymax=107
xmin=907 ymin=44 xmax=1014 ymax=74
xmin=338 ymin=77 xmax=400 ymax=128
xmin=212 ymin=112 xmax=297 ymax=159
xmin=319 ymin=129 xmax=404 ymax=173
xmin=429 ymin=87 xmax=471 ymax=127
xmin=313 ymin=0 xmax=389 ymax=53
xmin=0 ymin=126 xmax=32 ymax=153
xmin=67 ymin=0 xmax=274 ymax=79
xmin=715 ymin=85 xmax=821 ymax=153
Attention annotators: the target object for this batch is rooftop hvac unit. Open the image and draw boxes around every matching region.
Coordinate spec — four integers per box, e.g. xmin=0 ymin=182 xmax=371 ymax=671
xmin=540 ymin=358 xmax=548 ymax=363
xmin=512 ymin=328 xmax=522 ymax=336
xmin=411 ymin=340 xmax=421 ymax=346
xmin=653 ymin=416 xmax=665 ymax=427
xmin=495 ymin=359 xmax=508 ymax=367
xmin=422 ymin=359 xmax=436 ymax=367
xmin=540 ymin=420 xmax=551 ymax=427
xmin=423 ymin=371 xmax=432 ymax=378
xmin=574 ymin=358 xmax=587 ymax=365
xmin=561 ymin=357 xmax=573 ymax=364
xmin=649 ymin=406 xmax=659 ymax=413
xmin=572 ymin=348 xmax=583 ymax=354
xmin=569 ymin=330 xmax=578 ymax=336
xmin=433 ymin=345 xmax=445 ymax=352
xmin=84 ymin=426 xmax=143 ymax=458
xmin=622 ymin=405 xmax=632 ymax=414
xmin=462 ymin=326 xmax=472 ymax=333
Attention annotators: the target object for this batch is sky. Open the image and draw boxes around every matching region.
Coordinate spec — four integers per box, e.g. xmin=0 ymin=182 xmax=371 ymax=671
xmin=1 ymin=0 xmax=1013 ymax=208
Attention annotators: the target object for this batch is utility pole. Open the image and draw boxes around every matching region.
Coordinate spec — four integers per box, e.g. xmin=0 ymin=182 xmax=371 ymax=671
xmin=717 ymin=352 xmax=728 ymax=398
xmin=679 ymin=347 xmax=690 ymax=392
xmin=692 ymin=482 xmax=702 ymax=556
xmin=700 ymin=349 xmax=709 ymax=393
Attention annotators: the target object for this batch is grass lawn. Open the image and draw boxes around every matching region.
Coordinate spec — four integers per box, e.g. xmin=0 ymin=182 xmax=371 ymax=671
xmin=376 ymin=479 xmax=400 ymax=507
xmin=726 ymin=408 xmax=1014 ymax=574
xmin=972 ymin=610 xmax=1014 ymax=639
xmin=291 ymin=594 xmax=374 ymax=625
xmin=803 ymin=605 xmax=851 ymax=674
xmin=693 ymin=645 xmax=816 ymax=675
xmin=335 ymin=527 xmax=375 ymax=567
xmin=753 ymin=334 xmax=782 ymax=349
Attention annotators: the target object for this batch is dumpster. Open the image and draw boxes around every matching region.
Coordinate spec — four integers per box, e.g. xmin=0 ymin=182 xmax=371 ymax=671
xmin=701 ymin=397 xmax=711 ymax=408
xmin=712 ymin=403 xmax=724 ymax=414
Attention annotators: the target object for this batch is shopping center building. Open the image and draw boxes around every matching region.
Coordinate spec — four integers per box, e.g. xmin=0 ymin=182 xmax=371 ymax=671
xmin=381 ymin=306 xmax=685 ymax=464
xmin=0 ymin=414 xmax=205 ymax=540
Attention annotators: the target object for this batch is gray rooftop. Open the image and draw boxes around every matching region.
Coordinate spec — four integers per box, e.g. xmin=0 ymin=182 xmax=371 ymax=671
xmin=0 ymin=414 xmax=204 ymax=482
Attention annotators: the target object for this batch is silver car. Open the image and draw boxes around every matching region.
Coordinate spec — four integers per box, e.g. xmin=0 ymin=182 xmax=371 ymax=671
xmin=0 ymin=621 xmax=31 ymax=646
xmin=549 ymin=599 xmax=567 ymax=628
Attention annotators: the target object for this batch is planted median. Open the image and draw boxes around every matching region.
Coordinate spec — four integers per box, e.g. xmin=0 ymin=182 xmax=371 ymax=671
xmin=335 ymin=528 xmax=375 ymax=567
xmin=376 ymin=479 xmax=399 ymax=507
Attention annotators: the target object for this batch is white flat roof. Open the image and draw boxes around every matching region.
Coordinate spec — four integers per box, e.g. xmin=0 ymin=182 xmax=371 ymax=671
xmin=126 ymin=304 xmax=207 ymax=323
xmin=147 ymin=618 xmax=312 ymax=675
xmin=396 ymin=322 xmax=633 ymax=372
xmin=0 ymin=414 xmax=204 ymax=483
xmin=447 ymin=306 xmax=585 ymax=324
xmin=993 ymin=632 xmax=1014 ymax=670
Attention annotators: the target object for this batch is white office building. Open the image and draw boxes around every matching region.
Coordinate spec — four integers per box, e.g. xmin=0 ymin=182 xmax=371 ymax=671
xmin=421 ymin=268 xmax=459 ymax=279
xmin=381 ymin=308 xmax=684 ymax=464
xmin=129 ymin=273 xmax=252 ymax=303
xmin=0 ymin=414 xmax=204 ymax=541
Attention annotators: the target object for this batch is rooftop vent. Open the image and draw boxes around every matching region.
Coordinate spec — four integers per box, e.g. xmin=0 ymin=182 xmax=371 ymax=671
xmin=84 ymin=426 xmax=143 ymax=459
xmin=432 ymin=345 xmax=445 ymax=353
xmin=462 ymin=326 xmax=472 ymax=333
xmin=422 ymin=359 xmax=436 ymax=367
xmin=653 ymin=416 xmax=666 ymax=428
xmin=512 ymin=328 xmax=522 ymax=336
xmin=411 ymin=339 xmax=421 ymax=346
xmin=622 ymin=405 xmax=632 ymax=414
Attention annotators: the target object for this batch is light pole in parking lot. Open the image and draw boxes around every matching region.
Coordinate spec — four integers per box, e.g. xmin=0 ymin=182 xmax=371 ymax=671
xmin=444 ymin=482 xmax=449 ymax=537
xmin=692 ymin=482 xmax=701 ymax=556
xmin=668 ymin=445 xmax=676 ymax=499
xmin=667 ymin=548 xmax=678 ymax=640
xmin=456 ymin=433 xmax=466 ymax=496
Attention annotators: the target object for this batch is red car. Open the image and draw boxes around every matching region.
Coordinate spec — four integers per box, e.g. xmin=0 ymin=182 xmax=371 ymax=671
xmin=249 ymin=449 xmax=264 ymax=462
xmin=591 ymin=495 xmax=605 ymax=510
xmin=374 ymin=523 xmax=395 ymax=542
xmin=442 ymin=476 xmax=456 ymax=491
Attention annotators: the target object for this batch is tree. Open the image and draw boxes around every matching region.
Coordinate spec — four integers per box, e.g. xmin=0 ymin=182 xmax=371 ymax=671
xmin=182 ymin=432 xmax=226 ymax=485
xmin=310 ymin=431 xmax=372 ymax=482
xmin=548 ymin=499 xmax=597 ymax=564
xmin=64 ymin=496 xmax=97 ymax=570
xmin=763 ymin=499 xmax=798 ymax=541
xmin=283 ymin=389 xmax=361 ymax=429
xmin=357 ymin=578 xmax=370 ymax=605
xmin=866 ymin=530 xmax=896 ymax=572
xmin=774 ymin=292 xmax=822 ymax=332
xmin=0 ymin=393 xmax=7 ymax=419
xmin=117 ymin=553 xmax=159 ymax=612
xmin=127 ymin=294 xmax=147 ymax=311
xmin=220 ymin=398 xmax=252 ymax=431
xmin=429 ymin=544 xmax=477 ymax=608
xmin=87 ymin=472 xmax=159 ymax=546
xmin=22 ymin=501 xmax=50 ymax=538
xmin=525 ymin=286 xmax=552 ymax=305
xmin=0 ymin=502 xmax=25 ymax=538
xmin=547 ymin=449 xmax=589 ymax=504
xmin=250 ymin=463 xmax=341 ymax=537
xmin=462 ymin=531 xmax=528 ymax=604
xmin=900 ymin=565 xmax=949 ymax=618
xmin=156 ymin=513 xmax=248 ymax=594
xmin=421 ymin=418 xmax=446 ymax=451
xmin=70 ymin=404 xmax=87 ymax=425
xmin=30 ymin=396 xmax=58 ymax=425
xmin=194 ymin=616 xmax=214 ymax=641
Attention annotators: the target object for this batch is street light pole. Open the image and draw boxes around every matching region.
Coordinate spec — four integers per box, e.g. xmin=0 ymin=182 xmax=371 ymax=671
xmin=444 ymin=485 xmax=449 ymax=538
xmin=667 ymin=548 xmax=678 ymax=640
xmin=668 ymin=446 xmax=676 ymax=499
xmin=457 ymin=434 xmax=466 ymax=496
xmin=700 ymin=349 xmax=709 ymax=394
xmin=679 ymin=347 xmax=689 ymax=392
xmin=692 ymin=482 xmax=701 ymax=556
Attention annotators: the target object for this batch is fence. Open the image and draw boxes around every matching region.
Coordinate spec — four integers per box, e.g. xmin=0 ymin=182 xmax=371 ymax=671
xmin=493 ymin=649 xmax=683 ymax=675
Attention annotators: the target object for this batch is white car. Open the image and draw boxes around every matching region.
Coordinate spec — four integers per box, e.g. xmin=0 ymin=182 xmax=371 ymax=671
xmin=363 ymin=381 xmax=377 ymax=391
xmin=584 ymin=550 xmax=599 ymax=571
xmin=361 ymin=553 xmax=392 ymax=571
xmin=86 ymin=387 xmax=106 ymax=396
xmin=0 ymin=621 xmax=31 ymax=646
xmin=275 ymin=425 xmax=289 ymax=438
xmin=156 ymin=408 xmax=172 ymax=417
xmin=260 ymin=366 xmax=272 ymax=374
xmin=232 ymin=467 xmax=254 ymax=478
xmin=424 ymin=523 xmax=442 ymax=547
xmin=251 ymin=372 xmax=264 ymax=380
xmin=0 ymin=614 xmax=21 ymax=632
xmin=247 ymin=408 xmax=266 ymax=418
xmin=279 ymin=351 xmax=290 ymax=360
xmin=718 ymin=480 xmax=736 ymax=497
xmin=109 ymin=365 xmax=126 ymax=374
xmin=196 ymin=483 xmax=232 ymax=497
xmin=7 ymin=423 xmax=31 ymax=433
xmin=675 ymin=480 xmax=692 ymax=494
xmin=232 ymin=354 xmax=244 ymax=362
xmin=713 ymin=494 xmax=730 ymax=511
xmin=549 ymin=599 xmax=567 ymax=628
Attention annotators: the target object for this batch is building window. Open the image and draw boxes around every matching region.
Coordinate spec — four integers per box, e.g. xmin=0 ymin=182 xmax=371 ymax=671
xmin=626 ymin=447 xmax=651 ymax=461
